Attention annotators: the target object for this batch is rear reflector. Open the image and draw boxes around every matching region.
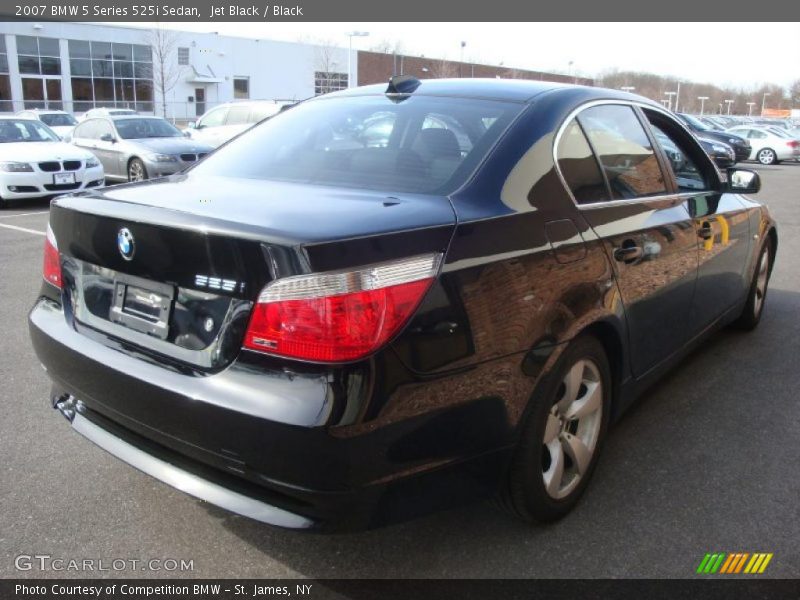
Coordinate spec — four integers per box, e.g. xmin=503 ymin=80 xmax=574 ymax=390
xmin=243 ymin=253 xmax=442 ymax=362
xmin=43 ymin=224 xmax=62 ymax=289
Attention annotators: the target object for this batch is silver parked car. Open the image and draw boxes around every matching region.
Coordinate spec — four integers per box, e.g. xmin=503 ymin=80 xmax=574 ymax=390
xmin=71 ymin=116 xmax=213 ymax=181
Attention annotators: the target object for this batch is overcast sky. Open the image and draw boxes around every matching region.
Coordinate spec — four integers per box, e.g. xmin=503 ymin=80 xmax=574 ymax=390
xmin=116 ymin=22 xmax=799 ymax=89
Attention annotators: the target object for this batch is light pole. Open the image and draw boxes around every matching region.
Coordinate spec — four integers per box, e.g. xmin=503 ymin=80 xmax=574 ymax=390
xmin=345 ymin=31 xmax=369 ymax=88
xmin=665 ymin=91 xmax=676 ymax=111
xmin=674 ymin=81 xmax=682 ymax=113
xmin=459 ymin=41 xmax=466 ymax=77
xmin=621 ymin=86 xmax=635 ymax=93
xmin=697 ymin=96 xmax=709 ymax=115
xmin=724 ymin=99 xmax=734 ymax=115
xmin=747 ymin=101 xmax=756 ymax=116
xmin=761 ymin=92 xmax=770 ymax=116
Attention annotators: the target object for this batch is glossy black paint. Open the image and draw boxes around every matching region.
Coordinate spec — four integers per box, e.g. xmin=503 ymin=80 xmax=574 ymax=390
xmin=29 ymin=79 xmax=777 ymax=530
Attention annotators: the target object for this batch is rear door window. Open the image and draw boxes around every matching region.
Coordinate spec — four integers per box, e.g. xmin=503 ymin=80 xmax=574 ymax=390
xmin=556 ymin=118 xmax=610 ymax=204
xmin=578 ymin=104 xmax=667 ymax=200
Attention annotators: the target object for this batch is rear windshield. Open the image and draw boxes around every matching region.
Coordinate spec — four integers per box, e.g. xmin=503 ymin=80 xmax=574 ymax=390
xmin=191 ymin=95 xmax=523 ymax=194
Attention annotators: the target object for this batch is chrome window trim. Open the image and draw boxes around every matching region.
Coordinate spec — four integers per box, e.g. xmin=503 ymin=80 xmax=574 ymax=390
xmin=552 ymin=98 xmax=715 ymax=210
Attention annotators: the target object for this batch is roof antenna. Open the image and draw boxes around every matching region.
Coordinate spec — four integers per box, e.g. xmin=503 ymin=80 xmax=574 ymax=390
xmin=386 ymin=75 xmax=421 ymax=96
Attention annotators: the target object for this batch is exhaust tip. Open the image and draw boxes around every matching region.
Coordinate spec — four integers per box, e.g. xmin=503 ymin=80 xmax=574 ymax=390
xmin=52 ymin=394 xmax=81 ymax=423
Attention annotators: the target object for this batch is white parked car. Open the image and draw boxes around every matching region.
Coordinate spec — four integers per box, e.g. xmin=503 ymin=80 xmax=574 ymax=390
xmin=0 ymin=117 xmax=104 ymax=208
xmin=726 ymin=125 xmax=800 ymax=165
xmin=16 ymin=109 xmax=79 ymax=141
xmin=185 ymin=100 xmax=288 ymax=148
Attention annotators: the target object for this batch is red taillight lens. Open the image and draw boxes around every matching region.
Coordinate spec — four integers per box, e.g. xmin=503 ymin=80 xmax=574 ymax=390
xmin=243 ymin=253 xmax=441 ymax=362
xmin=787 ymin=140 xmax=798 ymax=148
xmin=43 ymin=224 xmax=62 ymax=289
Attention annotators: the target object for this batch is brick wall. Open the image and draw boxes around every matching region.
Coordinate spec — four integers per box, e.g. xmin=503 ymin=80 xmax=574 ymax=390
xmin=357 ymin=51 xmax=594 ymax=87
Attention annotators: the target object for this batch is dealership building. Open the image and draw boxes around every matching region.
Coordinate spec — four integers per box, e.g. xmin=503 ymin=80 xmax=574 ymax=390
xmin=0 ymin=21 xmax=590 ymax=119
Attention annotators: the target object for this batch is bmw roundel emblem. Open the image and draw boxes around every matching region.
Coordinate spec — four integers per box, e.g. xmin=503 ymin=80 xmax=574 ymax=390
xmin=117 ymin=227 xmax=135 ymax=261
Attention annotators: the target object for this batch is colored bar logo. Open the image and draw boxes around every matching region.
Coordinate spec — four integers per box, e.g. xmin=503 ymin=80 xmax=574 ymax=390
xmin=697 ymin=552 xmax=773 ymax=574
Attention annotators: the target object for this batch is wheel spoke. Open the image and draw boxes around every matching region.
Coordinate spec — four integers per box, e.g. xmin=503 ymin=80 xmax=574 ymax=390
xmin=562 ymin=433 xmax=592 ymax=476
xmin=565 ymin=380 xmax=602 ymax=420
xmin=543 ymin=439 xmax=565 ymax=496
xmin=543 ymin=411 xmax=561 ymax=445
xmin=557 ymin=361 xmax=584 ymax=414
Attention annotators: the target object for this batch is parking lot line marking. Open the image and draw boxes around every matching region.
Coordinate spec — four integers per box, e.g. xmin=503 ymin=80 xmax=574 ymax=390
xmin=0 ymin=222 xmax=45 ymax=236
xmin=0 ymin=211 xmax=49 ymax=220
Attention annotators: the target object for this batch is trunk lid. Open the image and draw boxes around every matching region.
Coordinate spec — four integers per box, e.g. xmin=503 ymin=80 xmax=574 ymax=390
xmin=49 ymin=174 xmax=456 ymax=370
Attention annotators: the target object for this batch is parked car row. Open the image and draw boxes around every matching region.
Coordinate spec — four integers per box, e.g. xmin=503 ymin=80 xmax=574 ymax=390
xmin=0 ymin=100 xmax=293 ymax=208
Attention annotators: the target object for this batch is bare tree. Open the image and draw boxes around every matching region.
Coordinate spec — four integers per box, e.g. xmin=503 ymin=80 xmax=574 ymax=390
xmin=789 ymin=79 xmax=800 ymax=107
xmin=144 ymin=27 xmax=182 ymax=117
xmin=370 ymin=39 xmax=404 ymax=55
xmin=427 ymin=58 xmax=458 ymax=79
xmin=313 ymin=39 xmax=339 ymax=76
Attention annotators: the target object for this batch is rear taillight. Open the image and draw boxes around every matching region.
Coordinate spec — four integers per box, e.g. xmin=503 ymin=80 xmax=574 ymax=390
xmin=243 ymin=253 xmax=442 ymax=362
xmin=787 ymin=141 xmax=798 ymax=148
xmin=43 ymin=224 xmax=62 ymax=289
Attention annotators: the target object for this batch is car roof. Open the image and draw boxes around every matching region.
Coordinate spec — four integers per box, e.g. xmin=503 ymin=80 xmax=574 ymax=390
xmin=326 ymin=78 xmax=651 ymax=105
xmin=107 ymin=114 xmax=165 ymax=121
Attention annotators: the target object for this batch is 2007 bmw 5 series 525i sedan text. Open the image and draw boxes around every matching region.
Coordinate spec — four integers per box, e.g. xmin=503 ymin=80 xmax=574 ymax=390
xmin=29 ymin=77 xmax=776 ymax=531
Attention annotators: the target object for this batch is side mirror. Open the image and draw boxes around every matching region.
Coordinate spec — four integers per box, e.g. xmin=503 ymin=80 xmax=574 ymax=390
xmin=187 ymin=121 xmax=197 ymax=129
xmin=183 ymin=130 xmax=191 ymax=138
xmin=725 ymin=168 xmax=760 ymax=194
xmin=99 ymin=133 xmax=116 ymax=143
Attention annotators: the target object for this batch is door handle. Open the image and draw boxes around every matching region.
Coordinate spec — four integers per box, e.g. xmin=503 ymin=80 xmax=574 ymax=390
xmin=698 ymin=222 xmax=714 ymax=240
xmin=613 ymin=245 xmax=643 ymax=263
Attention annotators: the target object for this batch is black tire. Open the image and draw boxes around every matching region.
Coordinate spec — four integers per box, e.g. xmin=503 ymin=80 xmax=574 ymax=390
xmin=127 ymin=158 xmax=148 ymax=182
xmin=500 ymin=335 xmax=611 ymax=523
xmin=0 ymin=195 xmax=7 ymax=209
xmin=757 ymin=148 xmax=777 ymax=165
xmin=733 ymin=239 xmax=773 ymax=330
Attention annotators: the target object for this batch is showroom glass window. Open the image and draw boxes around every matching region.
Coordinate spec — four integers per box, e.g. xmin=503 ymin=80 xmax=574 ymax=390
xmin=556 ymin=118 xmax=611 ymax=204
xmin=577 ymin=105 xmax=667 ymax=200
xmin=234 ymin=77 xmax=249 ymax=99
xmin=68 ymin=40 xmax=154 ymax=113
xmin=17 ymin=35 xmax=60 ymax=76
xmin=314 ymin=71 xmax=348 ymax=96
xmin=0 ymin=37 xmax=10 ymax=112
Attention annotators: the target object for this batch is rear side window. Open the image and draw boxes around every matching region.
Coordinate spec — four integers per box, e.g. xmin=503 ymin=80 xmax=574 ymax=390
xmin=225 ymin=105 xmax=250 ymax=125
xmin=198 ymin=107 xmax=227 ymax=128
xmin=74 ymin=120 xmax=97 ymax=139
xmin=556 ymin=119 xmax=610 ymax=204
xmin=191 ymin=95 xmax=523 ymax=194
xmin=578 ymin=105 xmax=666 ymax=200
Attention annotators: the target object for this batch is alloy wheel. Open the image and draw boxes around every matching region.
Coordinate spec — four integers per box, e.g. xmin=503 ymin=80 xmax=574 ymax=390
xmin=758 ymin=149 xmax=775 ymax=165
xmin=541 ymin=358 xmax=604 ymax=500
xmin=128 ymin=160 xmax=145 ymax=182
xmin=754 ymin=248 xmax=770 ymax=317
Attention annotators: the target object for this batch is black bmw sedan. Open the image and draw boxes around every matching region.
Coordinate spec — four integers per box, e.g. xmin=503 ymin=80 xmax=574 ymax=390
xmin=30 ymin=78 xmax=776 ymax=530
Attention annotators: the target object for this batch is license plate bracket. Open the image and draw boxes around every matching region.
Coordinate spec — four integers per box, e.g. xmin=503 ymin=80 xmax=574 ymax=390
xmin=53 ymin=172 xmax=76 ymax=185
xmin=109 ymin=274 xmax=174 ymax=340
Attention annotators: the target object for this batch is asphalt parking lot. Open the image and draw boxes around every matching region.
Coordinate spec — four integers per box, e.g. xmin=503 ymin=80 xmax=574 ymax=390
xmin=1 ymin=164 xmax=799 ymax=580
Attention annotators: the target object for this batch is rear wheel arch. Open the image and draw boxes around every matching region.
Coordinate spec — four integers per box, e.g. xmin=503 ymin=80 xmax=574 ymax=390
xmin=576 ymin=321 xmax=624 ymax=415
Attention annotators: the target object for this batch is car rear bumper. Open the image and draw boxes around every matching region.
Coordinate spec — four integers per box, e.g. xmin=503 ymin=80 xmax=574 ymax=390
xmin=29 ymin=296 xmax=511 ymax=530
xmin=65 ymin=405 xmax=314 ymax=529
